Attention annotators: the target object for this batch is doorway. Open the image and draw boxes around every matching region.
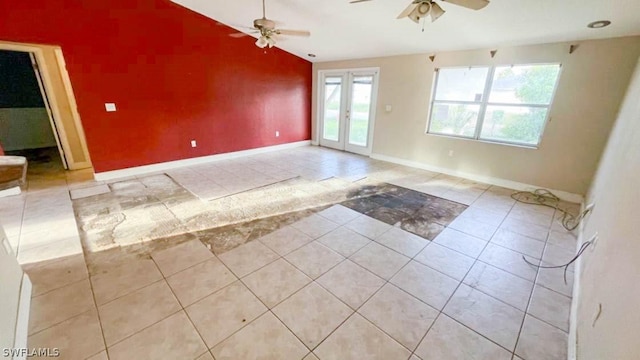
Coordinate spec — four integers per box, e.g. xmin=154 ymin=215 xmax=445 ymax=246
xmin=318 ymin=68 xmax=379 ymax=156
xmin=0 ymin=49 xmax=68 ymax=169
xmin=0 ymin=41 xmax=92 ymax=172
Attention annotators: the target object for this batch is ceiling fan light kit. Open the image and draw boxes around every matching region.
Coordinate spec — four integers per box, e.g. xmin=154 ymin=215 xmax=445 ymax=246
xmin=355 ymin=0 xmax=489 ymax=26
xmin=230 ymin=0 xmax=311 ymax=49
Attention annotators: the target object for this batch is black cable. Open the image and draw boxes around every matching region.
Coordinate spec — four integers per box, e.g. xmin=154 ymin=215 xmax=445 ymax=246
xmin=510 ymin=189 xmax=592 ymax=231
xmin=522 ymin=240 xmax=593 ymax=284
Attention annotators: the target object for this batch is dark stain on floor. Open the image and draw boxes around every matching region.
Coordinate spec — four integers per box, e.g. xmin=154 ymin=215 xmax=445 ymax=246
xmin=76 ymin=178 xmax=467 ymax=268
xmin=341 ymin=184 xmax=467 ymax=240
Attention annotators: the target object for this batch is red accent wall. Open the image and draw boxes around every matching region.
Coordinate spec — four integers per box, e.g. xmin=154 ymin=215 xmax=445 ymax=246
xmin=0 ymin=0 xmax=312 ymax=172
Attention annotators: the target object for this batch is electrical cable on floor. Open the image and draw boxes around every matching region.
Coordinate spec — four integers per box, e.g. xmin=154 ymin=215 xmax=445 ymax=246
xmin=510 ymin=189 xmax=591 ymax=231
xmin=512 ymin=188 xmax=596 ymax=284
xmin=522 ymin=235 xmax=596 ymax=284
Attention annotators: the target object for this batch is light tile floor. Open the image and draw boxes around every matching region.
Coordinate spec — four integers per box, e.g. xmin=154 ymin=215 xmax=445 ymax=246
xmin=0 ymin=146 xmax=580 ymax=359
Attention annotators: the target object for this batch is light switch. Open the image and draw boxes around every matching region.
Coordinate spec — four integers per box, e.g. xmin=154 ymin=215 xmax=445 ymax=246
xmin=275 ymin=131 xmax=280 ymax=137
xmin=105 ymin=103 xmax=117 ymax=112
xmin=385 ymin=105 xmax=392 ymax=112
xmin=191 ymin=140 xmax=197 ymax=148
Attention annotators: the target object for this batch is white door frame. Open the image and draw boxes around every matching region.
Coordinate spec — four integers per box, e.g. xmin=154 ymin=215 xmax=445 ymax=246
xmin=317 ymin=67 xmax=380 ymax=156
xmin=0 ymin=41 xmax=92 ymax=170
xmin=317 ymin=71 xmax=348 ymax=151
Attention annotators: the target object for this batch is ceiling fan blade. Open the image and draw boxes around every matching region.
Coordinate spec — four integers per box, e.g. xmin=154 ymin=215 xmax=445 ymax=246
xmin=350 ymin=0 xmax=373 ymax=3
xmin=440 ymin=0 xmax=489 ymax=10
xmin=397 ymin=3 xmax=419 ymax=19
xmin=229 ymin=32 xmax=253 ymax=38
xmin=276 ymin=29 xmax=311 ymax=37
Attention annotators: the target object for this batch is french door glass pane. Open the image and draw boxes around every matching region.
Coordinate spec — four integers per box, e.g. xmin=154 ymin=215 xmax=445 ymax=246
xmin=429 ymin=102 xmax=480 ymax=137
xmin=348 ymin=75 xmax=373 ymax=146
xmin=480 ymin=105 xmax=548 ymax=145
xmin=489 ymin=64 xmax=561 ymax=105
xmin=323 ymin=77 xmax=342 ymax=141
xmin=434 ymin=67 xmax=489 ymax=102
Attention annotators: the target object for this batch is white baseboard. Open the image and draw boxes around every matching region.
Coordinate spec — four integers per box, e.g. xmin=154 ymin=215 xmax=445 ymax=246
xmin=0 ymin=187 xmax=21 ymax=198
xmin=95 ymin=140 xmax=311 ymax=181
xmin=567 ymin=201 xmax=591 ymax=360
xmin=371 ymin=152 xmax=584 ymax=203
xmin=13 ymin=273 xmax=31 ymax=360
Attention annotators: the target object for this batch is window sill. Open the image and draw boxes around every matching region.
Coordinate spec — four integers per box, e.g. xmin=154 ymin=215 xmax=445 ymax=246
xmin=424 ymin=132 xmax=540 ymax=150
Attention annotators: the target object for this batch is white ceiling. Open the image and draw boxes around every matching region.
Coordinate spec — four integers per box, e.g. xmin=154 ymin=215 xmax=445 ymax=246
xmin=172 ymin=0 xmax=640 ymax=62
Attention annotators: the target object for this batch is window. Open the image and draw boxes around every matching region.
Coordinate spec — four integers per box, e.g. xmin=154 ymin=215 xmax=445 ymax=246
xmin=427 ymin=64 xmax=561 ymax=147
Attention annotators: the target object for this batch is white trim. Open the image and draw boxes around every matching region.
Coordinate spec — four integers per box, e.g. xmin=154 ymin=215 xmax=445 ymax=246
xmin=13 ymin=274 xmax=31 ymax=360
xmin=311 ymin=67 xmax=380 ymax=156
xmin=0 ymin=187 xmax=21 ymax=198
xmin=370 ymin=152 xmax=584 ymax=203
xmin=567 ymin=200 xmax=591 ymax=360
xmin=95 ymin=140 xmax=311 ymax=181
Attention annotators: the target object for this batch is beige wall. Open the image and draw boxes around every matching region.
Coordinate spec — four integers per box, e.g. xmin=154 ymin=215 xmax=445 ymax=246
xmin=313 ymin=36 xmax=640 ymax=195
xmin=572 ymin=57 xmax=640 ymax=359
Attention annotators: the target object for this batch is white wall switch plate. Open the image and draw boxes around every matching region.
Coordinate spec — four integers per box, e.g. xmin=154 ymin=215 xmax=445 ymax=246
xmin=385 ymin=105 xmax=392 ymax=112
xmin=191 ymin=140 xmax=197 ymax=148
xmin=275 ymin=131 xmax=280 ymax=137
xmin=105 ymin=103 xmax=116 ymax=112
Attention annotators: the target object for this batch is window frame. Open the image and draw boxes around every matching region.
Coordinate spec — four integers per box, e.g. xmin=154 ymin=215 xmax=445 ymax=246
xmin=426 ymin=63 xmax=563 ymax=148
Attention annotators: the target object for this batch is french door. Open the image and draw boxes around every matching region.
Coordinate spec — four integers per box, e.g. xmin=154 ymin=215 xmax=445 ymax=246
xmin=318 ymin=69 xmax=379 ymax=156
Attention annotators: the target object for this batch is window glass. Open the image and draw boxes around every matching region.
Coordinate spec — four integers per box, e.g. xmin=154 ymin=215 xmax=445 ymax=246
xmin=429 ymin=103 xmax=480 ymax=137
xmin=434 ymin=67 xmax=489 ymax=102
xmin=427 ymin=63 xmax=561 ymax=147
xmin=489 ymin=65 xmax=561 ymax=105
xmin=480 ymin=106 xmax=548 ymax=145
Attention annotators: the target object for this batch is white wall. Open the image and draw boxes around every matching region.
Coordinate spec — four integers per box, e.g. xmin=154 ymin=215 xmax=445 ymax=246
xmin=0 ymin=226 xmax=29 ymax=354
xmin=572 ymin=57 xmax=640 ymax=359
xmin=313 ymin=36 xmax=640 ymax=196
xmin=0 ymin=107 xmax=57 ymax=151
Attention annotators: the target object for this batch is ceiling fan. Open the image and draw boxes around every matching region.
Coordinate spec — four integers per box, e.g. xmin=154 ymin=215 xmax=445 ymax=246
xmin=350 ymin=0 xmax=489 ymax=24
xmin=229 ymin=0 xmax=311 ymax=49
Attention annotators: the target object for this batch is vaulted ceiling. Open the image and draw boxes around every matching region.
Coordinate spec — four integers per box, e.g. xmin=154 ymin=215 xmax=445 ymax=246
xmin=172 ymin=0 xmax=640 ymax=62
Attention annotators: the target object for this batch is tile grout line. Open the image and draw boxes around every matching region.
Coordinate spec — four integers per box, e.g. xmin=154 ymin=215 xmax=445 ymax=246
xmin=151 ymin=254 xmax=218 ymax=360
xmin=83 ymin=250 xmax=112 ymax=360
xmin=410 ymin=185 xmax=519 ymax=358
xmin=25 ymin=276 xmax=94 ymax=337
xmin=17 ymin=150 xmax=575 ymax=359
xmin=510 ymin=199 xmax=560 ymax=359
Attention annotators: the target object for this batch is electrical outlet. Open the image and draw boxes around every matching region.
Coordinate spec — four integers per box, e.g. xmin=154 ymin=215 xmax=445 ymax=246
xmin=448 ymin=150 xmax=454 ymax=157
xmin=191 ymin=140 xmax=197 ymax=148
xmin=105 ymin=103 xmax=116 ymax=112
xmin=275 ymin=131 xmax=280 ymax=137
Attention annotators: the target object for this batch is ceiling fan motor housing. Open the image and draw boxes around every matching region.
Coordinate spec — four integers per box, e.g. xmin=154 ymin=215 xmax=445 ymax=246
xmin=254 ymin=18 xmax=275 ymax=30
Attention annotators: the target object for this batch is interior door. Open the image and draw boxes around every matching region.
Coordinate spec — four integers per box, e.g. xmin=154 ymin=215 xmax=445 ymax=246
xmin=29 ymin=53 xmax=69 ymax=169
xmin=319 ymin=69 xmax=378 ymax=155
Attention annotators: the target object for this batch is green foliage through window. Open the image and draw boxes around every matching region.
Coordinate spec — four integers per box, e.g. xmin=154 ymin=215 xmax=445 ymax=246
xmin=428 ymin=64 xmax=561 ymax=146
